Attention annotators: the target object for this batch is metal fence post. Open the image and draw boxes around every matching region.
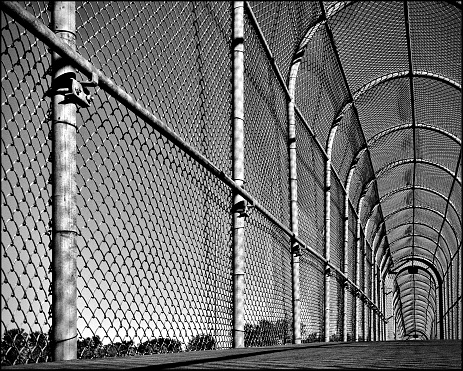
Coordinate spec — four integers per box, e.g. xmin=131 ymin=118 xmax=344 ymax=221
xmin=371 ymin=251 xmax=376 ymax=341
xmin=51 ymin=1 xmax=78 ymax=361
xmin=288 ymin=64 xmax=301 ymax=345
xmin=355 ymin=198 xmax=363 ymax=342
xmin=377 ymin=265 xmax=382 ymax=340
xmin=232 ymin=0 xmax=245 ymax=349
xmin=363 ymin=249 xmax=367 ymax=341
xmin=324 ymin=125 xmax=338 ymax=342
xmin=343 ymin=167 xmax=355 ymax=342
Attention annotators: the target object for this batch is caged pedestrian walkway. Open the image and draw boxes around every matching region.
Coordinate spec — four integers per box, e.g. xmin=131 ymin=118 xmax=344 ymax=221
xmin=0 ymin=0 xmax=461 ymax=369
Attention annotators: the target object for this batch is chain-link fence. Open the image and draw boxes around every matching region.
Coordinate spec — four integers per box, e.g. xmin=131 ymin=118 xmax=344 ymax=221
xmin=1 ymin=1 xmax=53 ymax=365
xmin=0 ymin=0 xmax=388 ymax=364
xmin=2 ymin=0 xmax=460 ymax=366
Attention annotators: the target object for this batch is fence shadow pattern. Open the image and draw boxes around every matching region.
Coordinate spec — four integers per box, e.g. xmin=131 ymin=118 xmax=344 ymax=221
xmin=1 ymin=0 xmax=461 ymax=366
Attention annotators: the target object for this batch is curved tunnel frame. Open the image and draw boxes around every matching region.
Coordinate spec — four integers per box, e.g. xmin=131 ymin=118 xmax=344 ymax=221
xmin=287 ymin=0 xmax=461 ymax=341
xmin=391 ymin=256 xmax=444 ymax=339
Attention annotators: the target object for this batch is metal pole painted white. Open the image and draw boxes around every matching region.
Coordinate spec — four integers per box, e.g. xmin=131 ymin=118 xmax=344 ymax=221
xmin=343 ymin=166 xmax=356 ymax=341
xmin=371 ymin=246 xmax=375 ymax=341
xmin=378 ymin=266 xmax=382 ymax=340
xmin=363 ymin=246 xmax=368 ymax=340
xmin=232 ymin=0 xmax=245 ymax=348
xmin=450 ymin=255 xmax=457 ymax=339
xmin=381 ymin=276 xmax=386 ymax=340
xmin=288 ymin=61 xmax=301 ymax=344
xmin=378 ymin=277 xmax=382 ymax=341
xmin=355 ymin=197 xmax=364 ymax=342
xmin=51 ymin=1 xmax=77 ymax=361
xmin=324 ymin=125 xmax=338 ymax=342
xmin=375 ymin=265 xmax=379 ymax=340
xmin=458 ymin=247 xmax=462 ymax=340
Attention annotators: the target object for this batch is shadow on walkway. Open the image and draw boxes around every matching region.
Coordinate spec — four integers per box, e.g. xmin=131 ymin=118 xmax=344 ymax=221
xmin=4 ymin=340 xmax=461 ymax=369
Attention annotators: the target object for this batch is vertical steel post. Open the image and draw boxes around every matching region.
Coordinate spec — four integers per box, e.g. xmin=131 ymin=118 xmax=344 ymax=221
xmin=342 ymin=199 xmax=348 ymax=342
xmin=373 ymin=264 xmax=376 ymax=341
xmin=450 ymin=258 xmax=454 ymax=339
xmin=375 ymin=266 xmax=378 ymax=341
xmin=377 ymin=266 xmax=382 ymax=340
xmin=458 ymin=248 xmax=461 ymax=340
xmin=232 ymin=0 xmax=245 ymax=349
xmin=354 ymin=229 xmax=360 ymax=342
xmin=438 ymin=278 xmax=444 ymax=339
xmin=288 ymin=64 xmax=301 ymax=345
xmin=51 ymin=1 xmax=77 ymax=361
xmin=355 ymin=197 xmax=364 ymax=342
xmin=324 ymin=125 xmax=338 ymax=342
xmin=343 ymin=167 xmax=355 ymax=342
xmin=380 ymin=271 xmax=383 ymax=340
xmin=370 ymin=247 xmax=376 ymax=341
xmin=448 ymin=277 xmax=451 ymax=339
xmin=380 ymin=276 xmax=384 ymax=341
xmin=363 ymin=248 xmax=367 ymax=340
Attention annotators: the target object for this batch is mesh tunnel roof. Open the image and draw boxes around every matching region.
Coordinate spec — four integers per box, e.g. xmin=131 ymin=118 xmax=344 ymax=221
xmin=250 ymin=0 xmax=461 ymax=339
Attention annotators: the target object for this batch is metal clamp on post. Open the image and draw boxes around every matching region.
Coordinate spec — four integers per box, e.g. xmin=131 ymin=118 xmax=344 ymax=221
xmin=343 ymin=278 xmax=349 ymax=288
xmin=47 ymin=71 xmax=98 ymax=108
xmin=291 ymin=236 xmax=302 ymax=256
xmin=231 ymin=199 xmax=254 ymax=218
xmin=325 ymin=265 xmax=332 ymax=277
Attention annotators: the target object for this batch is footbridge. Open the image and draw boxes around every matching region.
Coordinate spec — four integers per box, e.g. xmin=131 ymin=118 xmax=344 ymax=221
xmin=1 ymin=1 xmax=461 ymax=368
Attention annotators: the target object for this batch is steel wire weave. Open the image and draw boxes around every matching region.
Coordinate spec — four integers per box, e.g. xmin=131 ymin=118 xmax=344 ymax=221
xmin=244 ymin=211 xmax=292 ymax=347
xmin=295 ymin=114 xmax=325 ymax=256
xmin=1 ymin=1 xmax=53 ymax=365
xmin=248 ymin=1 xmax=321 ymax=82
xmin=243 ymin=11 xmax=289 ymax=225
xmin=299 ymin=254 xmax=324 ymax=342
xmin=295 ymin=114 xmax=325 ymax=342
xmin=73 ymin=1 xmax=234 ymax=356
xmin=4 ymin=0 xmax=452 ymax=365
xmin=241 ymin=8 xmax=293 ymax=347
xmin=294 ymin=23 xmax=349 ymax=147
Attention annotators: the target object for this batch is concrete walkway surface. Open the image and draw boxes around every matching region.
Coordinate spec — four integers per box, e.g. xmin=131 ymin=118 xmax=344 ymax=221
xmin=4 ymin=340 xmax=461 ymax=370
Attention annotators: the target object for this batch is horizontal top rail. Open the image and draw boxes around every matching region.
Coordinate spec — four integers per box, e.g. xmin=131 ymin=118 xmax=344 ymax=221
xmin=0 ymin=0 xmax=384 ymax=320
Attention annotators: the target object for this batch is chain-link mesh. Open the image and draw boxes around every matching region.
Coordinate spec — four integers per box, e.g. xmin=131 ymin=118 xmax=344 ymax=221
xmin=329 ymin=1 xmax=409 ymax=93
xmin=76 ymin=1 xmax=233 ymax=170
xmin=296 ymin=114 xmax=325 ymax=256
xmin=299 ymin=253 xmax=324 ymax=342
xmin=75 ymin=107 xmax=234 ymax=354
xmin=2 ymin=0 xmax=461 ymax=365
xmin=249 ymin=1 xmax=321 ymax=82
xmin=1 ymin=1 xmax=53 ymax=365
xmin=241 ymin=8 xmax=293 ymax=347
xmin=331 ymin=107 xmax=365 ymax=185
xmin=408 ymin=1 xmax=461 ymax=86
xmin=295 ymin=24 xmax=349 ymax=147
xmin=73 ymin=1 xmax=234 ymax=356
xmin=295 ymin=112 xmax=325 ymax=343
xmin=244 ymin=211 xmax=292 ymax=347
xmin=243 ymin=10 xmax=289 ymax=225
